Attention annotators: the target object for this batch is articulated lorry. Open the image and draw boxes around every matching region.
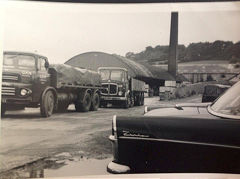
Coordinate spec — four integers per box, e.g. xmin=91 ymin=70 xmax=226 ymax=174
xmin=1 ymin=51 xmax=102 ymax=117
xmin=98 ymin=67 xmax=145 ymax=108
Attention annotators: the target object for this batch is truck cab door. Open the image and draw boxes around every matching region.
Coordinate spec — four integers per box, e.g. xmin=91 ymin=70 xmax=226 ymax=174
xmin=32 ymin=57 xmax=50 ymax=102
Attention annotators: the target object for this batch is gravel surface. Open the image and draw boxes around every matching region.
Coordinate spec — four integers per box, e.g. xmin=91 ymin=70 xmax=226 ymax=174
xmin=0 ymin=95 xmax=202 ymax=178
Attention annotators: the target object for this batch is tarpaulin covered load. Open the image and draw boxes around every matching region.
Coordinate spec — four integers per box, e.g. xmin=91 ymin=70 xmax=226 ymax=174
xmin=49 ymin=64 xmax=101 ymax=88
xmin=64 ymin=52 xmax=176 ymax=84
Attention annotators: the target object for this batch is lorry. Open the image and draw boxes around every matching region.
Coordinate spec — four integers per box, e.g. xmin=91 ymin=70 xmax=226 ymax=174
xmin=1 ymin=51 xmax=102 ymax=117
xmin=98 ymin=67 xmax=145 ymax=108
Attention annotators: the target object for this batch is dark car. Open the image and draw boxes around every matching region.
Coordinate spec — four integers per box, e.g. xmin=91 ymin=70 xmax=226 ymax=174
xmin=107 ymin=81 xmax=240 ymax=174
xmin=202 ymin=84 xmax=230 ymax=103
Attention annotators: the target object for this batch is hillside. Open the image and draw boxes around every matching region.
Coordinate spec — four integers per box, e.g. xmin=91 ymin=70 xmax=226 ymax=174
xmin=126 ymin=41 xmax=240 ymax=65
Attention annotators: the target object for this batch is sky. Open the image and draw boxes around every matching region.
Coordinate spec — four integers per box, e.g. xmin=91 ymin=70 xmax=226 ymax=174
xmin=1 ymin=1 xmax=240 ymax=64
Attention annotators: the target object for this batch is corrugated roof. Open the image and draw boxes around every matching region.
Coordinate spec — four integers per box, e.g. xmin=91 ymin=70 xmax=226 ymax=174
xmin=65 ymin=51 xmax=176 ymax=82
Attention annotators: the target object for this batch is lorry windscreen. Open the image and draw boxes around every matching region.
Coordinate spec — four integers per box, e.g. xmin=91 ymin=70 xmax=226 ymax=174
xmin=99 ymin=69 xmax=110 ymax=81
xmin=110 ymin=70 xmax=124 ymax=82
xmin=99 ymin=69 xmax=125 ymax=82
xmin=3 ymin=54 xmax=35 ymax=69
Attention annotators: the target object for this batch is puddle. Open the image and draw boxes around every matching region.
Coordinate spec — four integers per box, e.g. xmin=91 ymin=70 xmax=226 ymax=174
xmin=0 ymin=157 xmax=112 ymax=178
xmin=45 ymin=158 xmax=111 ymax=177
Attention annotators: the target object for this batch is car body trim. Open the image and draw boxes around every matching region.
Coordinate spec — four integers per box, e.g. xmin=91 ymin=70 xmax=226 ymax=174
xmin=119 ymin=136 xmax=240 ymax=150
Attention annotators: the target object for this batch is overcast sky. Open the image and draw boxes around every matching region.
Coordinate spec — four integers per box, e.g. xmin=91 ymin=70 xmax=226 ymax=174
xmin=2 ymin=1 xmax=240 ymax=64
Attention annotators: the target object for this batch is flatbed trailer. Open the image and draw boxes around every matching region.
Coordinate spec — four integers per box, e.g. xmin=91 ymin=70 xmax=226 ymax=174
xmin=1 ymin=51 xmax=102 ymax=117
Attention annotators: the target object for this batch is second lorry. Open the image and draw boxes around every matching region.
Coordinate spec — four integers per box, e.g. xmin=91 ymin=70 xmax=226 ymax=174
xmin=98 ymin=67 xmax=145 ymax=108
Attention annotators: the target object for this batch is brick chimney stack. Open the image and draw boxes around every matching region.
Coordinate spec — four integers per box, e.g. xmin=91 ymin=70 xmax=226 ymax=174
xmin=168 ymin=12 xmax=178 ymax=78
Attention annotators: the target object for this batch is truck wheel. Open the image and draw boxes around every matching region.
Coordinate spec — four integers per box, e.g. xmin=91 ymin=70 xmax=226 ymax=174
xmin=130 ymin=96 xmax=134 ymax=107
xmin=135 ymin=94 xmax=141 ymax=106
xmin=141 ymin=93 xmax=145 ymax=105
xmin=75 ymin=92 xmax=91 ymax=112
xmin=90 ymin=93 xmax=100 ymax=111
xmin=40 ymin=90 xmax=55 ymax=117
xmin=123 ymin=95 xmax=130 ymax=109
xmin=1 ymin=104 xmax=6 ymax=117
xmin=140 ymin=93 xmax=144 ymax=106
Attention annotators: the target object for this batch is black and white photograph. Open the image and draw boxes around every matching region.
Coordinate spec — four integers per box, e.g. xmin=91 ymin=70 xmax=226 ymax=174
xmin=0 ymin=0 xmax=240 ymax=178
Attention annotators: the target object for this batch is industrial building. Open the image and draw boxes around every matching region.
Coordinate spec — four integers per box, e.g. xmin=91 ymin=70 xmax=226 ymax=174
xmin=65 ymin=51 xmax=180 ymax=96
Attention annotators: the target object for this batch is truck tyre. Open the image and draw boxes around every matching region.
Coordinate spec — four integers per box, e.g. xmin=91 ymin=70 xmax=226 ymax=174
xmin=75 ymin=92 xmax=91 ymax=112
xmin=141 ymin=93 xmax=145 ymax=105
xmin=1 ymin=104 xmax=6 ymax=117
xmin=130 ymin=96 xmax=134 ymax=107
xmin=140 ymin=92 xmax=144 ymax=106
xmin=135 ymin=94 xmax=141 ymax=106
xmin=40 ymin=90 xmax=55 ymax=117
xmin=90 ymin=92 xmax=100 ymax=111
xmin=139 ymin=93 xmax=142 ymax=106
xmin=123 ymin=95 xmax=130 ymax=109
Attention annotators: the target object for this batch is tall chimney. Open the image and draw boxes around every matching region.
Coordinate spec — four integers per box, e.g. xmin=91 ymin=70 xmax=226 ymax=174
xmin=168 ymin=12 xmax=178 ymax=78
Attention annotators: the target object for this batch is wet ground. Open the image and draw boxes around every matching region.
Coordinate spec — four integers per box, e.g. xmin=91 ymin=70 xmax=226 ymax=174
xmin=0 ymin=95 xmax=202 ymax=178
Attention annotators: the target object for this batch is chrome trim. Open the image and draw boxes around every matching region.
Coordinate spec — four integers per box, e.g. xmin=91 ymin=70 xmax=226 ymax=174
xmin=2 ymin=75 xmax=18 ymax=81
xmin=113 ymin=115 xmax=117 ymax=132
xmin=109 ymin=83 xmax=118 ymax=95
xmin=113 ymin=115 xmax=117 ymax=138
xmin=119 ymin=136 xmax=240 ymax=150
xmin=176 ymin=102 xmax=211 ymax=108
xmin=109 ymin=135 xmax=117 ymax=141
xmin=144 ymin=106 xmax=148 ymax=114
xmin=107 ymin=161 xmax=130 ymax=174
xmin=208 ymin=105 xmax=240 ymax=120
xmin=101 ymin=83 xmax=118 ymax=95
xmin=2 ymin=86 xmax=15 ymax=96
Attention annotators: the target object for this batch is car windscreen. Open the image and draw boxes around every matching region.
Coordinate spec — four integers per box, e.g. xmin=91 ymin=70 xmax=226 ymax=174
xmin=210 ymin=82 xmax=240 ymax=117
xmin=3 ymin=54 xmax=36 ymax=69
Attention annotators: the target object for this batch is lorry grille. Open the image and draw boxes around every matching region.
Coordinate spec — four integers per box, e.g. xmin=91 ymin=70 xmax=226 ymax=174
xmin=101 ymin=83 xmax=118 ymax=95
xmin=101 ymin=84 xmax=109 ymax=94
xmin=2 ymin=86 xmax=16 ymax=96
xmin=109 ymin=84 xmax=117 ymax=95
xmin=2 ymin=74 xmax=19 ymax=82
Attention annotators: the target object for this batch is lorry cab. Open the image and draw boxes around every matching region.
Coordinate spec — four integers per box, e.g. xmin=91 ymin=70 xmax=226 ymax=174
xmin=2 ymin=51 xmax=50 ymax=114
xmin=98 ymin=67 xmax=145 ymax=108
xmin=98 ymin=67 xmax=129 ymax=97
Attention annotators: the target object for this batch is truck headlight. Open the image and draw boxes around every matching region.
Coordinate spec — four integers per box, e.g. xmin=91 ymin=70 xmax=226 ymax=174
xmin=118 ymin=91 xmax=123 ymax=96
xmin=20 ymin=89 xmax=28 ymax=96
xmin=20 ymin=88 xmax=32 ymax=96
